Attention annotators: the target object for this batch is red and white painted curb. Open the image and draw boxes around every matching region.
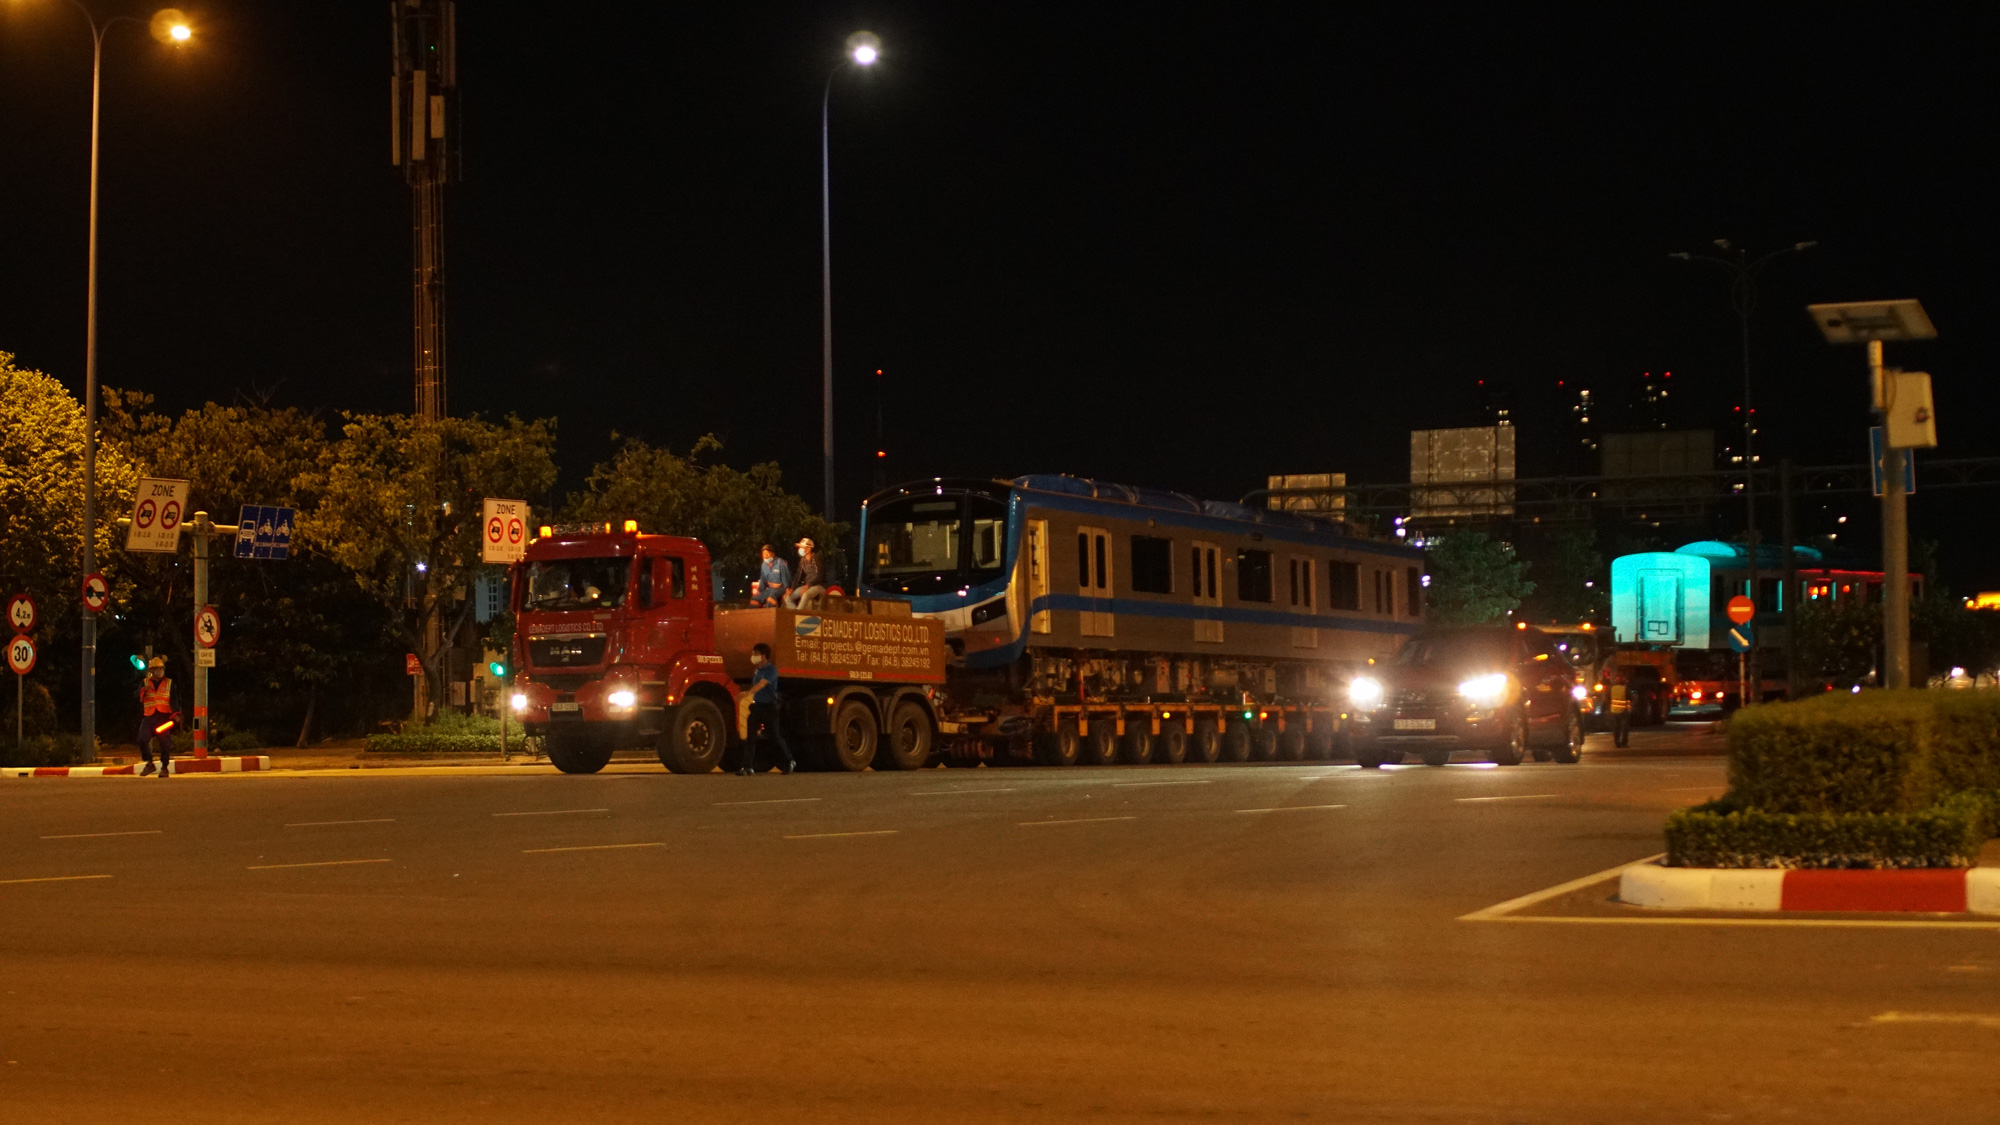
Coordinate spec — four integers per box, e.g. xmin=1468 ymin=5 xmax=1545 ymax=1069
xmin=1 ymin=756 xmax=271 ymax=779
xmin=1622 ymin=861 xmax=2000 ymax=915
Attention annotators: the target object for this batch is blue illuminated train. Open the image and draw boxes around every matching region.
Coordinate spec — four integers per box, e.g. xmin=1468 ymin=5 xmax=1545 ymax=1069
xmin=856 ymin=475 xmax=1426 ymax=766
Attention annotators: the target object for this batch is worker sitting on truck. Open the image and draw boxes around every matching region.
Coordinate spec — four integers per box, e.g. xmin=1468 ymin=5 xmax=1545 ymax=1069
xmin=751 ymin=544 xmax=791 ymax=606
xmin=785 ymin=538 xmax=826 ymax=610
xmin=738 ymin=643 xmax=796 ymax=775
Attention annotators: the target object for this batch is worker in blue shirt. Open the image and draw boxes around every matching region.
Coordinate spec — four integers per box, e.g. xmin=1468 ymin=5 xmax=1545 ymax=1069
xmin=739 ymin=642 xmax=796 ymax=774
xmin=750 ymin=544 xmax=791 ymax=606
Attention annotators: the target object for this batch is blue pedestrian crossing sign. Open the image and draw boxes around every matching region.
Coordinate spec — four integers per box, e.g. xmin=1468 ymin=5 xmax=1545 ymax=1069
xmin=1725 ymin=621 xmax=1756 ymax=654
xmin=234 ymin=505 xmax=295 ymax=560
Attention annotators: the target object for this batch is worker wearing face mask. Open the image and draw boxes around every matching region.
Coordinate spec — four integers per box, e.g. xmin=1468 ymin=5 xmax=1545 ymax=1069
xmin=784 ymin=538 xmax=826 ymax=610
xmin=738 ymin=642 xmax=796 ymax=774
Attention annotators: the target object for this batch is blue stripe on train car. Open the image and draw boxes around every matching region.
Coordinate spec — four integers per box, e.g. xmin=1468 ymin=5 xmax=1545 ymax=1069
xmin=1031 ymin=594 xmax=1423 ymax=635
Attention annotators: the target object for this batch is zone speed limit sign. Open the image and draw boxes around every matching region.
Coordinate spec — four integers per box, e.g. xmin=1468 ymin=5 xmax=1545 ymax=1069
xmin=6 ymin=634 xmax=35 ymax=676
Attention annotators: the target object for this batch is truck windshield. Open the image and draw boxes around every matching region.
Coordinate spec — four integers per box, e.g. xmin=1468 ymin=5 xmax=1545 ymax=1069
xmin=1550 ymin=634 xmax=1600 ymax=666
xmin=524 ymin=557 xmax=630 ymax=611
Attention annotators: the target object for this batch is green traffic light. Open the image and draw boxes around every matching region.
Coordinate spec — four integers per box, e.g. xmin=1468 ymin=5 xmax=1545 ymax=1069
xmin=488 ymin=661 xmax=507 ymax=677
xmin=128 ymin=654 xmax=146 ymax=671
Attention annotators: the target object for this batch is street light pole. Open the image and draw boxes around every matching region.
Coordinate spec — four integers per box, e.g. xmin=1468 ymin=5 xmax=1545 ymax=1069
xmin=1668 ymin=239 xmax=1815 ymax=703
xmin=820 ymin=31 xmax=881 ymax=522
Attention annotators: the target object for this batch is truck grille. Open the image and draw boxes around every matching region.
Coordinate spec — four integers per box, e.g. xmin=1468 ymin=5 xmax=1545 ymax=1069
xmin=529 ymin=635 xmax=606 ymax=667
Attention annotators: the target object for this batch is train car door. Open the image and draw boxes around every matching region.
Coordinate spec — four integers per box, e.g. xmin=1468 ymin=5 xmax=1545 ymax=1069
xmin=1192 ymin=540 xmax=1222 ymax=643
xmin=1636 ymin=569 xmax=1683 ymax=644
xmin=1078 ymin=526 xmax=1113 ymax=637
xmin=1027 ymin=519 xmax=1051 ymax=634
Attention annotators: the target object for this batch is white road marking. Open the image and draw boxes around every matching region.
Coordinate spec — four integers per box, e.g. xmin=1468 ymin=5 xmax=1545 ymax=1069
xmin=713 ymin=798 xmax=822 ymax=807
xmin=1869 ymin=1011 xmax=2000 ymax=1028
xmin=1454 ymin=793 xmax=1559 ymax=803
xmin=1114 ymin=780 xmax=1214 ymax=788
xmin=1486 ymin=916 xmax=2000 ymax=930
xmin=522 ymin=842 xmax=666 ymax=854
xmin=246 ymin=858 xmax=392 ymax=871
xmin=1457 ymin=855 xmax=1662 ymax=921
xmin=1236 ymin=803 xmax=1348 ymax=814
xmin=1660 ymin=786 xmax=1725 ymax=792
xmin=911 ymin=788 xmax=1016 ymax=796
xmin=1018 ymin=816 xmax=1137 ymax=827
xmin=0 ymin=874 xmax=113 ymax=885
xmin=284 ymin=818 xmax=397 ymax=827
xmin=39 ymin=830 xmax=163 ymax=840
xmin=491 ymin=808 xmax=611 ymax=817
xmin=783 ymin=830 xmax=899 ymax=840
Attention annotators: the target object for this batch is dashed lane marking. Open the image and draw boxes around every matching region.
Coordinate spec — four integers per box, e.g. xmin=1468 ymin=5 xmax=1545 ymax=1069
xmin=1018 ymin=816 xmax=1138 ymax=827
xmin=39 ymin=830 xmax=163 ymax=840
xmin=783 ymin=830 xmax=899 ymax=840
xmin=1660 ymin=786 xmax=1725 ymax=792
xmin=284 ymin=819 xmax=397 ymax=827
xmin=491 ymin=808 xmax=611 ymax=817
xmin=713 ymin=798 xmax=822 ymax=807
xmin=1236 ymin=803 xmax=1348 ymax=814
xmin=911 ymin=788 xmax=1016 ymax=796
xmin=1113 ymin=780 xmax=1214 ymax=788
xmin=1 ymin=874 xmax=113 ymax=885
xmin=1454 ymin=793 xmax=1559 ymax=803
xmin=246 ymin=858 xmax=391 ymax=871
xmin=522 ymin=842 xmax=667 ymax=854
xmin=1868 ymin=1011 xmax=2000 ymax=1028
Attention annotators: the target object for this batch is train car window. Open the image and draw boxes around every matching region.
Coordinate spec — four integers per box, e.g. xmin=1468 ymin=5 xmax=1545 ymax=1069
xmin=1385 ymin=568 xmax=1396 ymax=616
xmin=1372 ymin=570 xmax=1383 ymax=614
xmin=1236 ymin=549 xmax=1272 ymax=603
xmin=1329 ymin=561 xmax=1360 ymax=611
xmin=967 ymin=495 xmax=1007 ymax=576
xmin=1078 ymin=532 xmax=1091 ymax=586
xmin=1302 ymin=559 xmax=1314 ymax=609
xmin=1206 ymin=549 xmax=1218 ymax=599
xmin=1095 ymin=535 xmax=1107 ymax=589
xmin=1406 ymin=567 xmax=1422 ymax=616
xmin=1130 ymin=535 xmax=1173 ymax=594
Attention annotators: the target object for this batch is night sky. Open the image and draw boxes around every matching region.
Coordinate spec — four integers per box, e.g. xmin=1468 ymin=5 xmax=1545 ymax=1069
xmin=4 ymin=4 xmax=1996 ymax=586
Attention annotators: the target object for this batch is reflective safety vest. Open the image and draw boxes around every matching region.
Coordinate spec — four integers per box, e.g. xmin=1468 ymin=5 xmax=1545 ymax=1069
xmin=1609 ymin=683 xmax=1630 ymax=714
xmin=141 ymin=676 xmax=173 ymax=715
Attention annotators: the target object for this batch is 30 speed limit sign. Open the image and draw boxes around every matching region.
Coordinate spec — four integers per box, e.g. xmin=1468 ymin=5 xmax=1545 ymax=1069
xmin=6 ymin=634 xmax=35 ymax=676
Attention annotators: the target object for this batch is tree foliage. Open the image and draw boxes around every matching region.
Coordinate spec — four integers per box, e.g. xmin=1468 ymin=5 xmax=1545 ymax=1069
xmin=1519 ymin=521 xmax=1607 ymax=624
xmin=1422 ymin=530 xmax=1535 ymax=626
xmin=565 ymin=435 xmax=845 ymax=597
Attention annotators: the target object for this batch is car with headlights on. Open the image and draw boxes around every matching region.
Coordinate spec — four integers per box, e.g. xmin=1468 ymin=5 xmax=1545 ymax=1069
xmin=1344 ymin=624 xmax=1587 ymax=767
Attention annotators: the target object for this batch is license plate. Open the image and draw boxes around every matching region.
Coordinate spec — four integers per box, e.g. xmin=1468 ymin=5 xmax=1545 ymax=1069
xmin=550 ymin=702 xmax=581 ymax=714
xmin=1393 ymin=718 xmax=1436 ymax=731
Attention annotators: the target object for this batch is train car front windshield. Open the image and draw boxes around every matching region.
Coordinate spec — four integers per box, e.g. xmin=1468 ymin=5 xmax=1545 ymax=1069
xmin=865 ymin=493 xmax=1008 ymax=597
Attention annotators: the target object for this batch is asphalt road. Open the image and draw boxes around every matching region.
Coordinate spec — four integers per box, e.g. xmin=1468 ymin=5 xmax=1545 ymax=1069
xmin=3 ymin=723 xmax=1997 ymax=1123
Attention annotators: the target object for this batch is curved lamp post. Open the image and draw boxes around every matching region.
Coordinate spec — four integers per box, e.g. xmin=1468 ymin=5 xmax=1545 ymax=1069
xmin=822 ymin=31 xmax=880 ymax=520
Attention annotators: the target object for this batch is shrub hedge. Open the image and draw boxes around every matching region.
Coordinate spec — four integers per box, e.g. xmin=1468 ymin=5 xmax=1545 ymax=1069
xmin=1666 ymin=790 xmax=1999 ymax=869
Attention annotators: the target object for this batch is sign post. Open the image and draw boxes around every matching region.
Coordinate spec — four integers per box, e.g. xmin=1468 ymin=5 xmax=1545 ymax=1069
xmin=7 ymin=595 xmax=35 ymax=749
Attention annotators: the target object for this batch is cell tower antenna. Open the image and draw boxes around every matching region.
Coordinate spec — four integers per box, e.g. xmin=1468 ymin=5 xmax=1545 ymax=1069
xmin=390 ymin=0 xmax=459 ymax=421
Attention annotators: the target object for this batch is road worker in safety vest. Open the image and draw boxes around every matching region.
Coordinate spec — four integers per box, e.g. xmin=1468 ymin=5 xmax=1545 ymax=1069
xmin=1605 ymin=664 xmax=1632 ymax=749
xmin=138 ymin=657 xmax=176 ymax=777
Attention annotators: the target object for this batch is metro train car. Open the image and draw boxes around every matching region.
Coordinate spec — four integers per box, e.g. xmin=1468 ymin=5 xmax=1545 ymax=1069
xmin=856 ymin=475 xmax=1426 ymax=765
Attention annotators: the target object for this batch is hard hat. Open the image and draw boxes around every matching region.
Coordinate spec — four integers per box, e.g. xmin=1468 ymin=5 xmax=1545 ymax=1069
xmin=147 ymin=656 xmax=166 ymax=670
xmin=796 ymin=537 xmax=815 ymax=550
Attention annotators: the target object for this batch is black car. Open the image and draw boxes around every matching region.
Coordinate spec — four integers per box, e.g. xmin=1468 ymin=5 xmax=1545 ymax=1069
xmin=1346 ymin=624 xmax=1587 ymax=767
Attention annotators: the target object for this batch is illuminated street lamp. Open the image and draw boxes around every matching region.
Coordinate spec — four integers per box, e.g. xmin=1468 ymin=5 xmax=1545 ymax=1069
xmin=822 ymin=30 xmax=881 ymax=520
xmin=45 ymin=1 xmax=193 ymax=759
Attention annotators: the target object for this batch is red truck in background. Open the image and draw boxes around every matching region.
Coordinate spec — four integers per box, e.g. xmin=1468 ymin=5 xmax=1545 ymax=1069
xmin=508 ymin=523 xmax=947 ymax=774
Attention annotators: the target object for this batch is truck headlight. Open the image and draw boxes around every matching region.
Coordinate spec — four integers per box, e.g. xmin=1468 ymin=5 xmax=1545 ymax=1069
xmin=510 ymin=692 xmax=528 ymax=712
xmin=1458 ymin=673 xmax=1509 ymax=707
xmin=607 ymin=689 xmax=637 ymax=709
xmin=1348 ymin=677 xmax=1383 ymax=708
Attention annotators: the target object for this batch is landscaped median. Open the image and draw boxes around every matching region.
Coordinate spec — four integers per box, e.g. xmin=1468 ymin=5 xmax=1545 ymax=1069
xmin=1 ymin=755 xmax=272 ymax=778
xmin=1623 ymin=690 xmax=2000 ymax=915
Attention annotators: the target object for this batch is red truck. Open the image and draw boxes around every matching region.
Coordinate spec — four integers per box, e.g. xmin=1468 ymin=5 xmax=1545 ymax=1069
xmin=508 ymin=523 xmax=947 ymax=774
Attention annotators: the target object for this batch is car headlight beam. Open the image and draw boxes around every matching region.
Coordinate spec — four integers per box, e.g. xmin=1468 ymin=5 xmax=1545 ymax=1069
xmin=1348 ymin=676 xmax=1384 ymax=708
xmin=1457 ymin=673 xmax=1509 ymax=707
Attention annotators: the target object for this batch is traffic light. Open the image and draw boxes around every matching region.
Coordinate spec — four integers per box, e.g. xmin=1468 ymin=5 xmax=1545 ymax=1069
xmin=488 ymin=660 xmax=508 ymax=678
xmin=128 ymin=654 xmax=146 ymax=671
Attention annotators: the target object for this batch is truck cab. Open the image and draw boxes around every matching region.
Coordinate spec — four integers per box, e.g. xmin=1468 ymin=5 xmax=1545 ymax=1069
xmin=510 ymin=524 xmax=739 ymax=774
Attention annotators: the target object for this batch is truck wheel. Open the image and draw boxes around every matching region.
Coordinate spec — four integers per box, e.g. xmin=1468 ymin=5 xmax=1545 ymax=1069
xmin=826 ymin=699 xmax=879 ymax=771
xmin=1489 ymin=711 xmax=1527 ymax=766
xmin=1279 ymin=728 xmax=1307 ymax=761
xmin=659 ymin=699 xmax=728 ymax=774
xmin=1034 ymin=720 xmax=1080 ymax=767
xmin=1353 ymin=740 xmax=1384 ymax=769
xmin=547 ymin=728 xmax=613 ymax=774
xmin=1253 ymin=727 xmax=1280 ymax=761
xmin=879 ymin=700 xmax=935 ymax=770
xmin=1222 ymin=722 xmax=1252 ymax=763
xmin=1156 ymin=724 xmax=1188 ymax=764
xmin=1306 ymin=726 xmax=1335 ymax=760
xmin=1189 ymin=719 xmax=1222 ymax=764
xmin=1083 ymin=721 xmax=1119 ymax=766
xmin=1120 ymin=726 xmax=1154 ymax=765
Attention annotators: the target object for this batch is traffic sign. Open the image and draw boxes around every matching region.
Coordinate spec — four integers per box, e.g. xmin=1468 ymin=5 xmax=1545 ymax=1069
xmin=481 ymin=498 xmax=530 ymax=564
xmin=233 ymin=505 xmax=296 ymax=560
xmin=6 ymin=593 xmax=35 ymax=635
xmin=1725 ymin=621 xmax=1756 ymax=654
xmin=1726 ymin=595 xmax=1755 ymax=625
xmin=6 ymin=634 xmax=35 ymax=676
xmin=125 ymin=477 xmax=191 ymax=553
xmin=1869 ymin=427 xmax=1917 ymax=498
xmin=194 ymin=605 xmax=222 ymax=649
xmin=80 ymin=573 xmax=111 ymax=614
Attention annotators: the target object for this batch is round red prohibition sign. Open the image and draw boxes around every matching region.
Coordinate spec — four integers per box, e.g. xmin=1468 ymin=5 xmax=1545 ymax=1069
xmin=487 ymin=516 xmax=504 ymax=544
xmin=80 ymin=572 xmax=111 ymax=614
xmin=7 ymin=592 xmax=37 ymax=634
xmin=1726 ymin=595 xmax=1755 ymax=625
xmin=135 ymin=498 xmax=157 ymax=529
xmin=507 ymin=518 xmax=523 ymax=545
xmin=195 ymin=605 xmax=222 ymax=648
xmin=7 ymin=634 xmax=36 ymax=676
xmin=160 ymin=500 xmax=183 ymax=531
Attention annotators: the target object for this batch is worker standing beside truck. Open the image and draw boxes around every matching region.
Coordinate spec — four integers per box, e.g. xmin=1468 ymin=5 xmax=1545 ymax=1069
xmin=738 ymin=642 xmax=796 ymax=775
xmin=1606 ymin=664 xmax=1632 ymax=748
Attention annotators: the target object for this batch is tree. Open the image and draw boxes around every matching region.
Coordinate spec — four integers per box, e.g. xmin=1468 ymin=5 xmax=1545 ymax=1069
xmin=301 ymin=413 xmax=558 ymax=718
xmin=1519 ymin=521 xmax=1607 ymax=624
xmin=566 ymin=435 xmax=845 ymax=598
xmin=1422 ymin=530 xmax=1535 ymax=626
xmin=1791 ymin=598 xmax=1879 ymax=689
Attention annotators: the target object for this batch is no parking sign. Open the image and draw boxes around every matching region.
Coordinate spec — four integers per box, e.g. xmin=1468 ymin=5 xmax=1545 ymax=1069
xmin=481 ymin=498 xmax=530 ymax=564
